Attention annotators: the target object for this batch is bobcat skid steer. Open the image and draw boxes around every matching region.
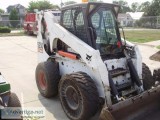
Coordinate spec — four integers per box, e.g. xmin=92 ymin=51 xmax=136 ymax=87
xmin=35 ymin=2 xmax=160 ymax=120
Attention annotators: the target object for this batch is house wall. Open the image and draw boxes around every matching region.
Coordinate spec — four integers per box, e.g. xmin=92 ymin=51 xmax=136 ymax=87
xmin=7 ymin=8 xmax=12 ymax=13
xmin=6 ymin=5 xmax=26 ymax=26
xmin=118 ymin=14 xmax=134 ymax=27
xmin=19 ymin=8 xmax=26 ymax=16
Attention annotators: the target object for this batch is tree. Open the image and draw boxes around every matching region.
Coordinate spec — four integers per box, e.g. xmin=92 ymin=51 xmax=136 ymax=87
xmin=145 ymin=0 xmax=160 ymax=28
xmin=9 ymin=9 xmax=19 ymax=27
xmin=137 ymin=0 xmax=160 ymax=28
xmin=131 ymin=2 xmax=140 ymax=12
xmin=139 ymin=1 xmax=150 ymax=12
xmin=113 ymin=0 xmax=131 ymax=13
xmin=147 ymin=0 xmax=160 ymax=16
xmin=28 ymin=0 xmax=60 ymax=12
xmin=0 ymin=8 xmax=4 ymax=14
xmin=135 ymin=0 xmax=160 ymax=28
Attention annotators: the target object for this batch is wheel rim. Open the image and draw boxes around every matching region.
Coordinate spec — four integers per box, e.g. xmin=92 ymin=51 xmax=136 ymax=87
xmin=38 ymin=71 xmax=46 ymax=91
xmin=65 ymin=86 xmax=79 ymax=110
xmin=61 ymin=82 xmax=83 ymax=119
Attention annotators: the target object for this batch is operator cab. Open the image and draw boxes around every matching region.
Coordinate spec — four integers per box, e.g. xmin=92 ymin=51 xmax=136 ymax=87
xmin=60 ymin=2 xmax=123 ymax=57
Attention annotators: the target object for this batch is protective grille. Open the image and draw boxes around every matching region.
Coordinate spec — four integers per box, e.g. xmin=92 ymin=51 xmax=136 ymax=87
xmin=62 ymin=7 xmax=89 ymax=44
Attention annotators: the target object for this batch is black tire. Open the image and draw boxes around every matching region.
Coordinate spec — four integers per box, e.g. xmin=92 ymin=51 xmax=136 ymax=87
xmin=35 ymin=61 xmax=60 ymax=98
xmin=26 ymin=25 xmax=30 ymax=35
xmin=8 ymin=93 xmax=21 ymax=107
xmin=153 ymin=68 xmax=160 ymax=82
xmin=26 ymin=25 xmax=33 ymax=36
xmin=59 ymin=72 xmax=99 ymax=120
xmin=142 ymin=63 xmax=154 ymax=90
xmin=6 ymin=93 xmax=22 ymax=120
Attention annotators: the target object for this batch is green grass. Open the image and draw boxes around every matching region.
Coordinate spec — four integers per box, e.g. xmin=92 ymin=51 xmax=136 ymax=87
xmin=157 ymin=45 xmax=160 ymax=49
xmin=10 ymin=28 xmax=23 ymax=30
xmin=121 ymin=29 xmax=160 ymax=43
xmin=0 ymin=32 xmax=25 ymax=37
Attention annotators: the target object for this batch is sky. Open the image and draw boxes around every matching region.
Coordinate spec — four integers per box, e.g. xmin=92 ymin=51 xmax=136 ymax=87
xmin=0 ymin=0 xmax=153 ymax=11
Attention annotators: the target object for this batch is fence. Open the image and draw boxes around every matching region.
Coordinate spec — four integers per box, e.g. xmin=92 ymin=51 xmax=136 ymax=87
xmin=118 ymin=16 xmax=160 ymax=29
xmin=1 ymin=16 xmax=160 ymax=29
xmin=0 ymin=20 xmax=24 ymax=29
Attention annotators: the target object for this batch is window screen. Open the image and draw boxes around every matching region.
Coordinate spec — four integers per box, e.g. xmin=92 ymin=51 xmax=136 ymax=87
xmin=62 ymin=9 xmax=74 ymax=33
xmin=62 ymin=8 xmax=89 ymax=44
xmin=74 ymin=11 xmax=88 ymax=42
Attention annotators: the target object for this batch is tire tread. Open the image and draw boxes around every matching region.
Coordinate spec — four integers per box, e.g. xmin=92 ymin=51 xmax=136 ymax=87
xmin=59 ymin=72 xmax=99 ymax=120
xmin=142 ymin=63 xmax=154 ymax=90
xmin=36 ymin=61 xmax=60 ymax=98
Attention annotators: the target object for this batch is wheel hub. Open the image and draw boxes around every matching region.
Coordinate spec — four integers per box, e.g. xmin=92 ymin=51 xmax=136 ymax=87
xmin=38 ymin=71 xmax=46 ymax=91
xmin=65 ymin=86 xmax=79 ymax=110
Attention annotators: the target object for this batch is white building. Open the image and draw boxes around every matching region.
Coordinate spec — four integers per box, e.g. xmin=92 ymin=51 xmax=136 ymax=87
xmin=118 ymin=12 xmax=144 ymax=27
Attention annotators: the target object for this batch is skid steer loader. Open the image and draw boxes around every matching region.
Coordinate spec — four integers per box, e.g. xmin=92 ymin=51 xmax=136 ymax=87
xmin=35 ymin=2 xmax=160 ymax=120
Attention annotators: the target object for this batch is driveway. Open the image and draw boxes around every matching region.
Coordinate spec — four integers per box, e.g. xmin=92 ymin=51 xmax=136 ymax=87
xmin=0 ymin=36 xmax=68 ymax=120
xmin=0 ymin=36 xmax=159 ymax=120
xmin=137 ymin=43 xmax=160 ymax=71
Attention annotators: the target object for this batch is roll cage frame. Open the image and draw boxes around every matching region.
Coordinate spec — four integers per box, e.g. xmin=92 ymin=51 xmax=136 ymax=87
xmin=60 ymin=2 xmax=121 ymax=49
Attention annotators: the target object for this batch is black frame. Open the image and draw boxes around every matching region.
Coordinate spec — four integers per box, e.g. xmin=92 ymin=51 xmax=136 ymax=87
xmin=60 ymin=4 xmax=92 ymax=46
xmin=60 ymin=2 xmax=121 ymax=49
xmin=88 ymin=6 xmax=121 ymax=47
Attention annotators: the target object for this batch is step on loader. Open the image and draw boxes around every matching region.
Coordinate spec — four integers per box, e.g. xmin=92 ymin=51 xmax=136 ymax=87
xmin=35 ymin=2 xmax=160 ymax=120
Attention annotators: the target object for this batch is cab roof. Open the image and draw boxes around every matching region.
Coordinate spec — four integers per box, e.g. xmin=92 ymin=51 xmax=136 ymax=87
xmin=61 ymin=2 xmax=119 ymax=10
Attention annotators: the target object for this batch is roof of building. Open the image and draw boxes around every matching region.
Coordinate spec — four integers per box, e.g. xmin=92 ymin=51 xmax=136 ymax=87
xmin=14 ymin=4 xmax=25 ymax=9
xmin=62 ymin=2 xmax=119 ymax=10
xmin=118 ymin=13 xmax=132 ymax=20
xmin=118 ymin=13 xmax=129 ymax=18
xmin=7 ymin=4 xmax=25 ymax=9
xmin=127 ymin=12 xmax=144 ymax=20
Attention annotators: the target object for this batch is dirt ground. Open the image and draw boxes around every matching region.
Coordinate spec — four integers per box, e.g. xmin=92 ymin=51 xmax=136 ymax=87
xmin=150 ymin=51 xmax=160 ymax=62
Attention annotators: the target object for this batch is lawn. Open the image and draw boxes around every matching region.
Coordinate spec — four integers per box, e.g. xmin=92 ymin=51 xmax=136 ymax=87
xmin=0 ymin=32 xmax=25 ymax=37
xmin=157 ymin=45 xmax=160 ymax=49
xmin=121 ymin=29 xmax=160 ymax=43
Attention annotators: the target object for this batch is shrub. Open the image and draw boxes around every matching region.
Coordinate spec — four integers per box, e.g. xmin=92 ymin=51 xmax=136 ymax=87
xmin=0 ymin=27 xmax=11 ymax=33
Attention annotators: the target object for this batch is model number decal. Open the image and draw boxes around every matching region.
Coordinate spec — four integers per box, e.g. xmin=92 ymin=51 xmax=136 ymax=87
xmin=37 ymin=42 xmax=43 ymax=53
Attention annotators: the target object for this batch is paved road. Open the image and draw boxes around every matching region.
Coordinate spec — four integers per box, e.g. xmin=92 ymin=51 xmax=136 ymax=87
xmin=0 ymin=36 xmax=68 ymax=120
xmin=0 ymin=36 xmax=159 ymax=120
xmin=138 ymin=44 xmax=160 ymax=71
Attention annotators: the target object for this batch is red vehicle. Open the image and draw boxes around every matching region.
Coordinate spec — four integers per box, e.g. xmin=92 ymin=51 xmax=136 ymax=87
xmin=24 ymin=13 xmax=38 ymax=35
